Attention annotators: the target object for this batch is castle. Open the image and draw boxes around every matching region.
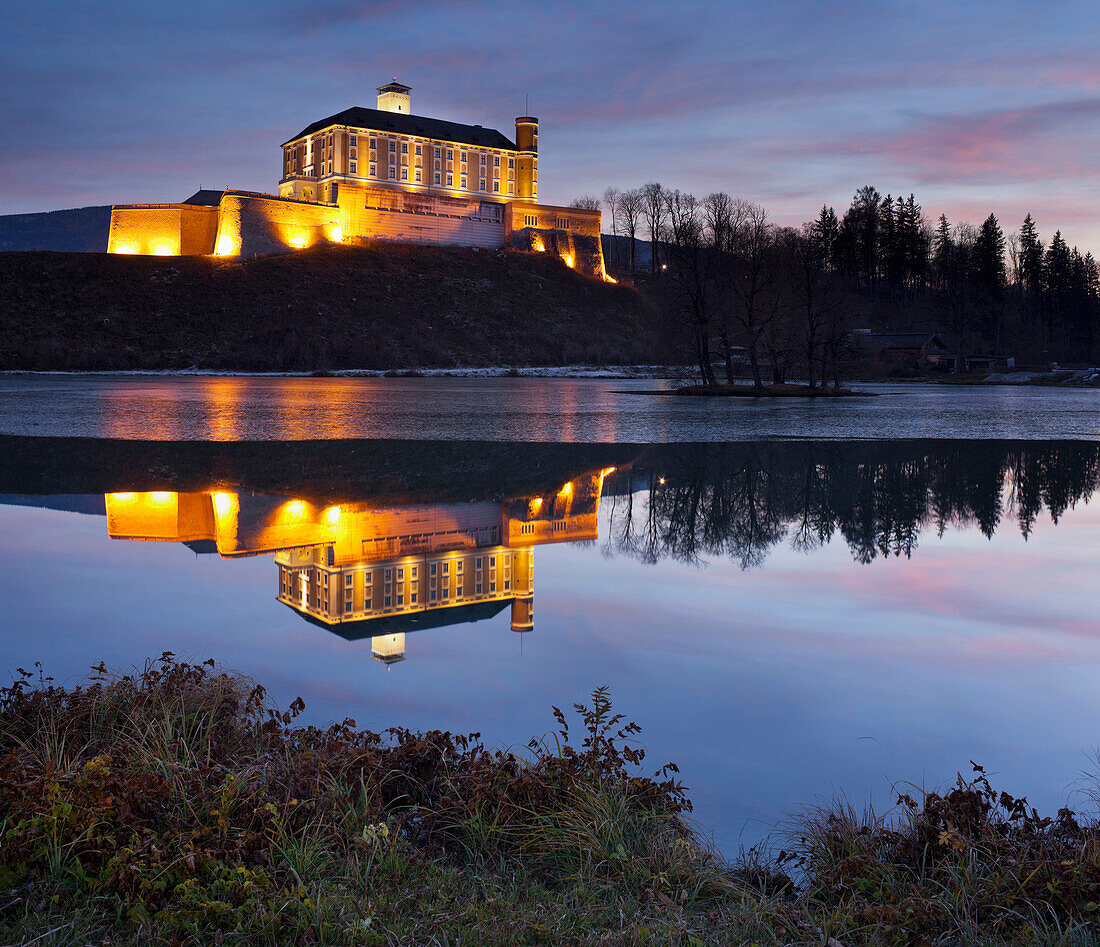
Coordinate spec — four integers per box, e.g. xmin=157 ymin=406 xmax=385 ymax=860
xmin=105 ymin=81 xmax=607 ymax=278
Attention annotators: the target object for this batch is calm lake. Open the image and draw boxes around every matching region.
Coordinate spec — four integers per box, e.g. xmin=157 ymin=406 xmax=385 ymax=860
xmin=1 ymin=377 xmax=1099 ymax=852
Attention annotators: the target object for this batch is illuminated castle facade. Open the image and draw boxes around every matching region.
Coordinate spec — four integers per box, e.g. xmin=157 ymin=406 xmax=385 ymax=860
xmin=101 ymin=467 xmax=610 ymax=665
xmin=106 ymin=81 xmax=607 ymax=278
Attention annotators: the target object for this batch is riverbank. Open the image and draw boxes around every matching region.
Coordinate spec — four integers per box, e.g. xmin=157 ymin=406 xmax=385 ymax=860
xmin=1 ymin=658 xmax=1097 ymax=945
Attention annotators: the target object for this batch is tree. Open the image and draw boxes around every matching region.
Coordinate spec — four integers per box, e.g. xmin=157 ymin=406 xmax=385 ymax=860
xmin=974 ymin=213 xmax=1006 ymax=293
xmin=641 ymin=182 xmax=667 ymax=275
xmin=602 ymin=187 xmax=621 ymax=267
xmin=569 ymin=195 xmax=600 ymax=210
xmin=663 ymin=189 xmax=719 ymax=385
xmin=618 ymin=188 xmax=645 ymax=275
xmin=722 ymin=202 xmax=776 ymax=389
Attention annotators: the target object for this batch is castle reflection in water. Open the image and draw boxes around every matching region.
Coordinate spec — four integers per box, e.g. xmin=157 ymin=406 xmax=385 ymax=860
xmin=103 ymin=468 xmax=613 ymax=665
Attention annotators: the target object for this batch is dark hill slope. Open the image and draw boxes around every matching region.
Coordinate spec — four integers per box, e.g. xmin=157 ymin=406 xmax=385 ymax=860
xmin=0 ymin=243 xmax=655 ymax=371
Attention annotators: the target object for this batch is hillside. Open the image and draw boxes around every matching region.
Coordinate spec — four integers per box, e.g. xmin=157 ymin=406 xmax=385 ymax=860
xmin=0 ymin=243 xmax=656 ymax=371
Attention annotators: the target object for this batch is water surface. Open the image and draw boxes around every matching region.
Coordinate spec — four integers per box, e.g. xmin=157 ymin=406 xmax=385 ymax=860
xmin=2 ymin=375 xmax=1098 ymax=440
xmin=1 ymin=435 xmax=1098 ymax=851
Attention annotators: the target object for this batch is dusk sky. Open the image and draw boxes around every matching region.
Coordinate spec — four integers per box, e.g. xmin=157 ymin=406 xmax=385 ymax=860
xmin=7 ymin=0 xmax=1100 ymax=250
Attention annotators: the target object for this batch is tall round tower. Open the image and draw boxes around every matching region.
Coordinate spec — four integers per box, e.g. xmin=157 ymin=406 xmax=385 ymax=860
xmin=514 ymin=116 xmax=538 ymax=201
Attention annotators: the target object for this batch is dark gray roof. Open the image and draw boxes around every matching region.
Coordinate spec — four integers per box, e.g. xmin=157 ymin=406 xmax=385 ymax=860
xmin=284 ymin=107 xmax=518 ymax=150
xmin=862 ymin=332 xmax=947 ymax=350
xmin=182 ymin=189 xmax=226 ymax=206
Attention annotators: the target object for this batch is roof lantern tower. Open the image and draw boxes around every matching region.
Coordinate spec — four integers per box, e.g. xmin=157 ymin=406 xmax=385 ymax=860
xmin=376 ymin=79 xmax=412 ymax=114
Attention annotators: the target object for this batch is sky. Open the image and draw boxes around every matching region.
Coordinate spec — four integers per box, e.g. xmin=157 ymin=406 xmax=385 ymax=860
xmin=6 ymin=0 xmax=1100 ymax=249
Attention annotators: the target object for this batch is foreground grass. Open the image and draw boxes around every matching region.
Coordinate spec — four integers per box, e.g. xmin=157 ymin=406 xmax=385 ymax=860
xmin=1 ymin=658 xmax=1099 ymax=945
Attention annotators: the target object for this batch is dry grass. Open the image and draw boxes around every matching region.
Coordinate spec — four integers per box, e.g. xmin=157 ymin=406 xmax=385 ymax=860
xmin=2 ymin=657 xmax=1099 ymax=945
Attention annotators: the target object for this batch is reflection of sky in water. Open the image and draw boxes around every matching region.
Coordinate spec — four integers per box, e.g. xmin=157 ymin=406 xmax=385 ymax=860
xmin=2 ymin=494 xmax=1098 ymax=852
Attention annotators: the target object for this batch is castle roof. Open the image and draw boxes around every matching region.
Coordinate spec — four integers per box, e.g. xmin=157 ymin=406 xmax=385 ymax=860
xmin=182 ymin=189 xmax=226 ymax=206
xmin=283 ymin=107 xmax=518 ymax=151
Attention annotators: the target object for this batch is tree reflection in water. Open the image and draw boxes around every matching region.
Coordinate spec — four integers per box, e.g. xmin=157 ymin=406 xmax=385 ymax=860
xmin=604 ymin=442 xmax=1100 ymax=568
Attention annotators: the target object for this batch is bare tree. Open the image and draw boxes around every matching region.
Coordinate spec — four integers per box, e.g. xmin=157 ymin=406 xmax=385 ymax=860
xmin=569 ymin=195 xmax=601 ymax=210
xmin=618 ymin=187 xmax=645 ymax=275
xmin=663 ymin=188 xmax=718 ymax=385
xmin=603 ymin=186 xmax=621 ymax=268
xmin=642 ymin=182 xmax=667 ymax=275
xmin=722 ymin=202 xmax=776 ymax=389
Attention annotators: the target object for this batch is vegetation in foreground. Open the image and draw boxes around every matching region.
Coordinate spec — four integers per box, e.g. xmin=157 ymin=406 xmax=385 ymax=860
xmin=2 ymin=657 xmax=1099 ymax=945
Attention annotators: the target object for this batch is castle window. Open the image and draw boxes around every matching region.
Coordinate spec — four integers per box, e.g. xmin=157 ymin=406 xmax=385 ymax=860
xmin=508 ymin=158 xmax=514 ymax=168
xmin=434 ymin=147 xmax=440 ymax=158
xmin=494 ymin=156 xmax=500 ymax=167
xmin=401 ymin=142 xmax=408 ymax=153
xmin=480 ymin=154 xmax=486 ymax=165
xmin=389 ymin=140 xmax=396 ymax=152
xmin=349 ymin=135 xmax=357 ymax=146
xmin=479 ymin=179 xmax=485 ymax=191
xmin=369 ymin=138 xmax=376 ymax=148
xmin=389 ymin=167 xmax=396 ymax=178
xmin=415 ymin=168 xmax=422 ymax=182
xmin=369 ymin=164 xmax=376 ymax=176
xmin=493 ymin=181 xmax=500 ymax=192
xmin=447 ymin=174 xmax=453 ymax=186
xmin=349 ymin=161 xmax=357 ymax=174
xmin=446 ymin=149 xmax=453 ymax=160
xmin=460 ymin=175 xmax=467 ymax=188
xmin=434 ymin=172 xmax=440 ymax=184
xmin=461 ymin=150 xmax=467 ymax=161
xmin=401 ymin=167 xmax=408 ymax=180
xmin=415 ymin=144 xmax=422 ymax=155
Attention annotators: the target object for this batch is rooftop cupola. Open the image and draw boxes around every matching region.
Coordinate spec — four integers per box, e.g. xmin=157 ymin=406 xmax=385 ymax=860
xmin=376 ymin=80 xmax=412 ymax=114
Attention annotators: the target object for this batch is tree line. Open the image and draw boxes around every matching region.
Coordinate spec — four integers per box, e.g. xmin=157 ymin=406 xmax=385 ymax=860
xmin=572 ymin=184 xmax=1100 ymax=383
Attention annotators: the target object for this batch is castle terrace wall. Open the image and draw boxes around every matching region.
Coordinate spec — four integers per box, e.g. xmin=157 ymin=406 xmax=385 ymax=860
xmin=217 ymin=192 xmax=342 ymax=258
xmin=107 ymin=204 xmax=219 ymax=256
xmin=503 ymin=202 xmax=606 ymax=279
xmin=105 ymin=188 xmax=606 ymax=277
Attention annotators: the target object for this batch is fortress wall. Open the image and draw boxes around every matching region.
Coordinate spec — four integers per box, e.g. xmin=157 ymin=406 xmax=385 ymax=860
xmin=218 ymin=193 xmax=342 ymax=258
xmin=503 ymin=202 xmax=607 ymax=278
xmin=108 ymin=205 xmax=216 ymax=256
xmin=180 ymin=207 xmax=220 ymax=256
xmin=347 ymin=206 xmax=504 ymax=248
